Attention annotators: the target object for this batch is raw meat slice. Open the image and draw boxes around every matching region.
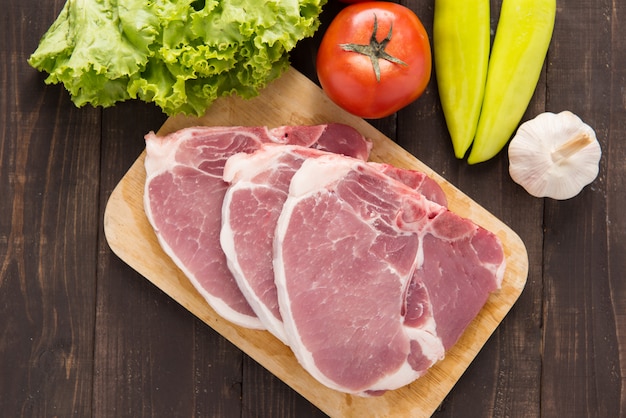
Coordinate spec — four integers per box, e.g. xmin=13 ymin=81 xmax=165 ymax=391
xmin=221 ymin=145 xmax=329 ymax=343
xmin=144 ymin=124 xmax=372 ymax=329
xmin=370 ymin=162 xmax=448 ymax=207
xmin=273 ymin=155 xmax=505 ymax=395
xmin=221 ymin=144 xmax=448 ymax=344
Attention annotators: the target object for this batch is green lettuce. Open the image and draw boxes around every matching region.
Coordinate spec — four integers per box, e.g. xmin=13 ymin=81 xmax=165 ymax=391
xmin=28 ymin=0 xmax=326 ymax=116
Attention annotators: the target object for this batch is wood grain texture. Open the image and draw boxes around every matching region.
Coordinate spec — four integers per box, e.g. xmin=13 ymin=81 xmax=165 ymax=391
xmin=0 ymin=101 xmax=101 ymax=417
xmin=103 ymin=67 xmax=528 ymax=418
xmin=541 ymin=1 xmax=626 ymax=416
xmin=3 ymin=0 xmax=625 ymax=416
xmin=1 ymin=1 xmax=102 ymax=415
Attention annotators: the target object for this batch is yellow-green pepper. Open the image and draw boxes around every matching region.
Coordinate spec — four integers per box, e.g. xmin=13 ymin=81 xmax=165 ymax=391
xmin=468 ymin=0 xmax=556 ymax=164
xmin=434 ymin=0 xmax=490 ymax=159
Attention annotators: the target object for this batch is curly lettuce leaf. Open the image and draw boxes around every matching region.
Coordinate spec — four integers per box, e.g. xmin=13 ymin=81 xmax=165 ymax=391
xmin=28 ymin=0 xmax=326 ymax=116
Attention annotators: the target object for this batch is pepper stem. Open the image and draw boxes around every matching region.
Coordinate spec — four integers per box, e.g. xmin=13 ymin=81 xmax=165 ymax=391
xmin=551 ymin=131 xmax=593 ymax=163
xmin=339 ymin=14 xmax=407 ymax=82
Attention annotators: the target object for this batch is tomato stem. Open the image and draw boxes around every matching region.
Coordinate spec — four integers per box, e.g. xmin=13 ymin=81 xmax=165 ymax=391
xmin=339 ymin=14 xmax=407 ymax=82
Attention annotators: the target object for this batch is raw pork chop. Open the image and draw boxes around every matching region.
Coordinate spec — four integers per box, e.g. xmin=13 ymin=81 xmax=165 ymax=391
xmin=221 ymin=144 xmax=447 ymax=344
xmin=273 ymin=155 xmax=505 ymax=395
xmin=144 ymin=124 xmax=372 ymax=329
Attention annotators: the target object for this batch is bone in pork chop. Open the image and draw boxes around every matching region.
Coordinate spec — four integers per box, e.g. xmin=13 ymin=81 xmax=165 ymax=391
xmin=143 ymin=124 xmax=372 ymax=329
xmin=272 ymin=155 xmax=505 ymax=395
xmin=221 ymin=144 xmax=447 ymax=344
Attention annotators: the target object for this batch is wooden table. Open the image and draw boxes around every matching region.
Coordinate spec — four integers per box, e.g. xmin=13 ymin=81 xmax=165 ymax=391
xmin=2 ymin=1 xmax=624 ymax=417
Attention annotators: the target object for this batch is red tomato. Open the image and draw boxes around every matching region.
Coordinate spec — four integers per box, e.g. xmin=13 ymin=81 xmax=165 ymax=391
xmin=316 ymin=2 xmax=431 ymax=119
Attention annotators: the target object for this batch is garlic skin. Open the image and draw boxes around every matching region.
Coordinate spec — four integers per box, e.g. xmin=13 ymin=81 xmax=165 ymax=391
xmin=508 ymin=111 xmax=601 ymax=200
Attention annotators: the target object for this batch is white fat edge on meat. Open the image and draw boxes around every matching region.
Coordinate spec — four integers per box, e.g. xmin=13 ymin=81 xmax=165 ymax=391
xmin=221 ymin=144 xmax=324 ymax=346
xmin=494 ymin=256 xmax=507 ymax=287
xmin=272 ymin=155 xmax=361 ymax=393
xmin=359 ymin=354 xmax=430 ymax=394
xmin=222 ymin=144 xmax=285 ymax=183
xmin=285 ymin=154 xmax=354 ymax=197
xmin=143 ymin=131 xmax=182 ymax=256
xmin=144 ymin=131 xmax=183 ymax=180
xmin=223 ymin=143 xmax=329 ymax=182
xmin=144 ymin=205 xmax=265 ymax=330
xmin=221 ymin=205 xmax=289 ymax=343
xmin=169 ymin=229 xmax=265 ymax=330
xmin=220 ymin=176 xmax=291 ymax=345
xmin=360 ymin=327 xmax=445 ymax=396
xmin=152 ymin=212 xmax=265 ymax=330
xmin=219 ymin=184 xmax=279 ymax=330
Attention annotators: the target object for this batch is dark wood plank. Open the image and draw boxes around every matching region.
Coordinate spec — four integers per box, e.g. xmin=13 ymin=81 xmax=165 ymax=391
xmin=605 ymin=4 xmax=626 ymax=413
xmin=542 ymin=1 xmax=625 ymax=416
xmin=94 ymin=100 xmax=246 ymax=417
xmin=242 ymin=356 xmax=329 ymax=418
xmin=5 ymin=0 xmax=624 ymax=416
xmin=1 ymin=1 xmax=101 ymax=415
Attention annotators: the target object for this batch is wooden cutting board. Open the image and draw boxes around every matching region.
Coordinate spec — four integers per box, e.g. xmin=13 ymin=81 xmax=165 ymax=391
xmin=103 ymin=67 xmax=528 ymax=417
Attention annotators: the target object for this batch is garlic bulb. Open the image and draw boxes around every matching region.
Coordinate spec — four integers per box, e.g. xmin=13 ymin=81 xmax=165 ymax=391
xmin=508 ymin=111 xmax=601 ymax=200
